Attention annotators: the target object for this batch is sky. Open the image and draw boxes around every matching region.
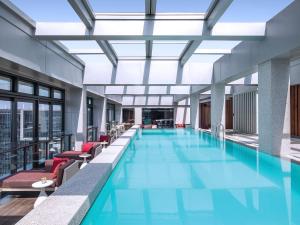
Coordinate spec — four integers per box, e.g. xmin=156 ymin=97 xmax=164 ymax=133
xmin=10 ymin=0 xmax=294 ymax=60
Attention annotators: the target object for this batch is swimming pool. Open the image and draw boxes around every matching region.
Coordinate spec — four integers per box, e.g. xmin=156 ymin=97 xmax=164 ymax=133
xmin=81 ymin=129 xmax=300 ymax=225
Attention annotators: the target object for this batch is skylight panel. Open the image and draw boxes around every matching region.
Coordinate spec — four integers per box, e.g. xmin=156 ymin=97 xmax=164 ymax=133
xmin=89 ymin=0 xmax=144 ymax=13
xmin=111 ymin=41 xmax=145 ymax=57
xmin=188 ymin=55 xmax=224 ymax=63
xmin=198 ymin=41 xmax=241 ymax=50
xmin=156 ymin=0 xmax=212 ymax=13
xmin=152 ymin=41 xmax=187 ymax=57
xmin=10 ymin=0 xmax=80 ymax=22
xmin=219 ymin=0 xmax=293 ymax=22
xmin=60 ymin=41 xmax=101 ymax=50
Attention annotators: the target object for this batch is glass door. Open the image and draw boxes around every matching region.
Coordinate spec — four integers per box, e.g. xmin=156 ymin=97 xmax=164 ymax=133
xmin=38 ymin=103 xmax=50 ymax=163
xmin=0 ymin=99 xmax=12 ymax=178
xmin=17 ymin=101 xmax=34 ymax=170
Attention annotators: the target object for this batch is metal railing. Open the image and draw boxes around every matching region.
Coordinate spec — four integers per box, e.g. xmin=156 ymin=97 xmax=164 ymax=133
xmin=0 ymin=133 xmax=73 ymax=179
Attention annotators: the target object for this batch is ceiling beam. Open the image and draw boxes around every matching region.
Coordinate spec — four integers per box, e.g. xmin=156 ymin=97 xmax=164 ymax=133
xmin=96 ymin=40 xmax=118 ymax=66
xmin=68 ymin=48 xmax=231 ymax=55
xmin=34 ymin=22 xmax=266 ymax=40
xmin=146 ymin=40 xmax=153 ymax=58
xmin=206 ymin=0 xmax=233 ymax=29
xmin=67 ymin=0 xmax=95 ymax=29
xmin=145 ymin=0 xmax=157 ymax=58
xmin=145 ymin=0 xmax=157 ymax=15
xmin=179 ymin=40 xmax=202 ymax=66
xmin=179 ymin=0 xmax=234 ymax=66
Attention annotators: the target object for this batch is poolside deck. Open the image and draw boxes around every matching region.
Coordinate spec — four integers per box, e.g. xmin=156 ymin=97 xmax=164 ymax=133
xmin=201 ymin=129 xmax=300 ymax=163
xmin=0 ymin=193 xmax=36 ymax=225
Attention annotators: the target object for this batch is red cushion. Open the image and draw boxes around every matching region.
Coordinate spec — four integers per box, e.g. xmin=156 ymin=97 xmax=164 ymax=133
xmin=99 ymin=135 xmax=109 ymax=142
xmin=82 ymin=142 xmax=94 ymax=153
xmin=51 ymin=161 xmax=66 ymax=179
xmin=50 ymin=157 xmax=68 ymax=173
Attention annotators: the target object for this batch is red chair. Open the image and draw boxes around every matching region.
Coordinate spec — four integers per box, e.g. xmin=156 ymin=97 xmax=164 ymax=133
xmin=55 ymin=142 xmax=100 ymax=160
xmin=176 ymin=124 xmax=185 ymax=128
xmin=99 ymin=135 xmax=111 ymax=143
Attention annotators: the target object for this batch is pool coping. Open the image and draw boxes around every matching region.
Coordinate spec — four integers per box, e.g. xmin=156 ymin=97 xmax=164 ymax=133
xmin=16 ymin=127 xmax=139 ymax=225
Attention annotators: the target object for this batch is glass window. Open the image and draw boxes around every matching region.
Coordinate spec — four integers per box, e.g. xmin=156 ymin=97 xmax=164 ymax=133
xmin=87 ymin=97 xmax=93 ymax=127
xmin=39 ymin=86 xmax=50 ymax=97
xmin=53 ymin=89 xmax=62 ymax=99
xmin=52 ymin=105 xmax=63 ymax=137
xmin=0 ymin=76 xmax=11 ymax=91
xmin=38 ymin=103 xmax=50 ymax=140
xmin=18 ymin=81 xmax=34 ymax=94
xmin=38 ymin=103 xmax=50 ymax=164
xmin=0 ymin=100 xmax=12 ymax=178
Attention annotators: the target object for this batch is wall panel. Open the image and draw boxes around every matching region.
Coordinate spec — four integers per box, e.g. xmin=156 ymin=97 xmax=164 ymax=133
xmin=233 ymin=90 xmax=257 ymax=134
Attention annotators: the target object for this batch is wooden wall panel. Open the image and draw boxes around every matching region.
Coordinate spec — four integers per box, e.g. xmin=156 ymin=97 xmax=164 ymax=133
xmin=291 ymin=85 xmax=300 ymax=137
xmin=200 ymin=102 xmax=211 ymax=129
xmin=226 ymin=97 xmax=233 ymax=129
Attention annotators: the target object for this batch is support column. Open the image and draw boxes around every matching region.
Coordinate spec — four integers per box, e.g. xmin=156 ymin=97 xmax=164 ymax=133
xmin=100 ymin=97 xmax=107 ymax=134
xmin=190 ymin=94 xmax=200 ymax=129
xmin=211 ymin=83 xmax=226 ymax=136
xmin=115 ymin=104 xmax=122 ymax=123
xmin=258 ymin=59 xmax=290 ymax=156
xmin=134 ymin=107 xmax=142 ymax=125
xmin=65 ymin=86 xmax=87 ymax=150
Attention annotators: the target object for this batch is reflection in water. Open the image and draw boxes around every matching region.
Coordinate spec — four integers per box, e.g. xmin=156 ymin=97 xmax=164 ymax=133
xmin=82 ymin=129 xmax=300 ymax=225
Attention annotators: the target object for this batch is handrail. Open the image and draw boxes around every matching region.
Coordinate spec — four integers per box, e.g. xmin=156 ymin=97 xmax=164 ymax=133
xmin=0 ymin=133 xmax=73 ymax=178
xmin=215 ymin=123 xmax=225 ymax=141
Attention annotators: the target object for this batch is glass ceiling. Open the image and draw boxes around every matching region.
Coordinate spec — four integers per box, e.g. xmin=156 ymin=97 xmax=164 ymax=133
xmin=110 ymin=41 xmax=145 ymax=57
xmin=152 ymin=41 xmax=187 ymax=57
xmin=89 ymin=0 xmax=145 ymax=13
xmin=156 ymin=0 xmax=212 ymax=13
xmin=10 ymin=0 xmax=80 ymax=22
xmin=60 ymin=41 xmax=101 ymax=50
xmin=219 ymin=0 xmax=293 ymax=22
xmin=9 ymin=0 xmax=295 ymax=60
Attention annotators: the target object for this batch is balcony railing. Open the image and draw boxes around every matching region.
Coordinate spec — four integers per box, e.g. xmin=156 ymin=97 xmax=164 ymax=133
xmin=0 ymin=133 xmax=73 ymax=179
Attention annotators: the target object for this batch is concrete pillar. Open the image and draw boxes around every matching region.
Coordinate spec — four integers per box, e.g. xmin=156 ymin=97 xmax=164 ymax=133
xmin=93 ymin=97 xmax=103 ymax=136
xmin=115 ymin=104 xmax=122 ymax=123
xmin=258 ymin=59 xmax=290 ymax=156
xmin=100 ymin=98 xmax=107 ymax=133
xmin=190 ymin=94 xmax=200 ymax=129
xmin=65 ymin=86 xmax=87 ymax=150
xmin=134 ymin=107 xmax=142 ymax=125
xmin=211 ymin=83 xmax=226 ymax=136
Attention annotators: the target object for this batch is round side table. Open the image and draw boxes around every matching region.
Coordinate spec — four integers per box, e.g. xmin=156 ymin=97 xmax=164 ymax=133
xmin=100 ymin=141 xmax=108 ymax=149
xmin=32 ymin=180 xmax=54 ymax=208
xmin=79 ymin=153 xmax=91 ymax=169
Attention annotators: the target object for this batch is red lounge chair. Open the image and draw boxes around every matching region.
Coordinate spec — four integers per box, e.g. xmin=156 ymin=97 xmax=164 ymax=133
xmin=99 ymin=135 xmax=111 ymax=144
xmin=176 ymin=124 xmax=186 ymax=128
xmin=55 ymin=142 xmax=100 ymax=160
xmin=0 ymin=159 xmax=77 ymax=191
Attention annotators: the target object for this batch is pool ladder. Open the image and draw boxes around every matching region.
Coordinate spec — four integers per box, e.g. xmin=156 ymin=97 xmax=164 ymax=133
xmin=215 ymin=123 xmax=225 ymax=141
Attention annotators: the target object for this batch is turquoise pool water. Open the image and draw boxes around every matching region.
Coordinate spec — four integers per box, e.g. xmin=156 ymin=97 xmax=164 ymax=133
xmin=81 ymin=129 xmax=300 ymax=225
